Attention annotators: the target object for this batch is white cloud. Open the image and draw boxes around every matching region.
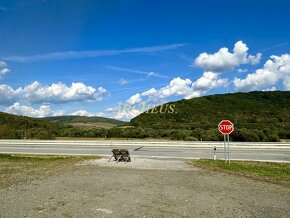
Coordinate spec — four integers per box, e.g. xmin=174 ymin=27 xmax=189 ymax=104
xmin=0 ymin=84 xmax=17 ymax=105
xmin=192 ymin=71 xmax=228 ymax=91
xmin=124 ymin=72 xmax=228 ymax=108
xmin=248 ymin=53 xmax=262 ymax=65
xmin=0 ymin=61 xmax=7 ymax=68
xmin=0 ymin=81 xmax=108 ymax=106
xmin=126 ymin=93 xmax=142 ymax=105
xmin=194 ymin=41 xmax=261 ymax=72
xmin=112 ymin=108 xmax=142 ymax=121
xmin=70 ymin=110 xmax=95 ymax=117
xmin=4 ymin=44 xmax=185 ymax=63
xmin=0 ymin=60 xmax=10 ymax=79
xmin=118 ymin=78 xmax=128 ymax=86
xmin=158 ymin=77 xmax=197 ymax=99
xmin=283 ymin=76 xmax=290 ymax=91
xmin=237 ymin=68 xmax=248 ymax=73
xmin=69 ymin=110 xmax=106 ymax=117
xmin=5 ymin=102 xmax=64 ymax=118
xmin=234 ymin=54 xmax=290 ymax=91
xmin=17 ymin=81 xmax=108 ymax=103
xmin=141 ymin=88 xmax=158 ymax=96
xmin=262 ymin=87 xmax=277 ymax=91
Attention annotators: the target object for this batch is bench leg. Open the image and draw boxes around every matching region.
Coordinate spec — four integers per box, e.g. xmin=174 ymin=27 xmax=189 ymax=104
xmin=117 ymin=155 xmax=122 ymax=163
xmin=124 ymin=156 xmax=130 ymax=163
xmin=108 ymin=155 xmax=114 ymax=163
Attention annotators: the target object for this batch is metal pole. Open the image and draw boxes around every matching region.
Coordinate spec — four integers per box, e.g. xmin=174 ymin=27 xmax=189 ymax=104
xmin=227 ymin=134 xmax=230 ymax=163
xmin=224 ymin=134 xmax=226 ymax=161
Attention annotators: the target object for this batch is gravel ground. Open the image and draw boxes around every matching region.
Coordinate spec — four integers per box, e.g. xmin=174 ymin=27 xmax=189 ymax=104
xmin=0 ymin=158 xmax=290 ymax=217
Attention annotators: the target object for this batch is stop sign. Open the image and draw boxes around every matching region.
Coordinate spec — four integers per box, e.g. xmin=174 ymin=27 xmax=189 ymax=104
xmin=218 ymin=120 xmax=234 ymax=135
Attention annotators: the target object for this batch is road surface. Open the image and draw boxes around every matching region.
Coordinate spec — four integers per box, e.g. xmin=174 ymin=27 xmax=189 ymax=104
xmin=0 ymin=140 xmax=289 ymax=162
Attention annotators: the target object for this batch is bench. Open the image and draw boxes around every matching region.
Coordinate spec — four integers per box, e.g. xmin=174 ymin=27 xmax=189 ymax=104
xmin=108 ymin=149 xmax=131 ymax=163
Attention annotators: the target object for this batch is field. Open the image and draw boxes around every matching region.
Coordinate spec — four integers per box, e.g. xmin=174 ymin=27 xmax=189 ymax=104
xmin=69 ymin=122 xmax=117 ymax=129
xmin=191 ymin=159 xmax=290 ymax=187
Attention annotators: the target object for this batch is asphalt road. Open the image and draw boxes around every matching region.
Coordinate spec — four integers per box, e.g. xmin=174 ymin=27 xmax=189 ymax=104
xmin=0 ymin=140 xmax=290 ymax=162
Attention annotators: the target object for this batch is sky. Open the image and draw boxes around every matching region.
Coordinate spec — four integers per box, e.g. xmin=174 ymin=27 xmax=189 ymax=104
xmin=0 ymin=0 xmax=290 ymax=120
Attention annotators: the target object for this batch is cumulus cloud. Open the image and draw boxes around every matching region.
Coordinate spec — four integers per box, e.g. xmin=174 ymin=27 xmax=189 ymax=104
xmin=0 ymin=60 xmax=10 ymax=79
xmin=126 ymin=93 xmax=142 ymax=105
xmin=70 ymin=110 xmax=95 ymax=117
xmin=0 ymin=81 xmax=108 ymax=106
xmin=284 ymin=76 xmax=290 ymax=91
xmin=5 ymin=102 xmax=64 ymax=118
xmin=194 ymin=41 xmax=261 ymax=72
xmin=17 ymin=81 xmax=108 ymax=103
xmin=234 ymin=54 xmax=290 ymax=91
xmin=262 ymin=87 xmax=277 ymax=91
xmin=0 ymin=84 xmax=17 ymax=105
xmin=124 ymin=72 xmax=228 ymax=108
xmin=192 ymin=71 xmax=228 ymax=91
xmin=112 ymin=108 xmax=142 ymax=121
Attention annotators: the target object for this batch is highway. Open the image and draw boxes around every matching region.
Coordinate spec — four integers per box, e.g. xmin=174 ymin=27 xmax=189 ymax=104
xmin=0 ymin=140 xmax=290 ymax=162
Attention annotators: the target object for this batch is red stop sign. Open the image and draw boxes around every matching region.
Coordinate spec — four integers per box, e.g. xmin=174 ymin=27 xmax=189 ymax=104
xmin=218 ymin=120 xmax=234 ymax=135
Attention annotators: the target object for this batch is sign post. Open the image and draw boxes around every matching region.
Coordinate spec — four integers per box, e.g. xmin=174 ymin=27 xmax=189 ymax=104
xmin=218 ymin=120 xmax=234 ymax=163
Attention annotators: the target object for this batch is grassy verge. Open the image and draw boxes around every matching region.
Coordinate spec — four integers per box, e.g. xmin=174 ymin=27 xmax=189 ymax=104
xmin=191 ymin=159 xmax=290 ymax=187
xmin=0 ymin=154 xmax=98 ymax=188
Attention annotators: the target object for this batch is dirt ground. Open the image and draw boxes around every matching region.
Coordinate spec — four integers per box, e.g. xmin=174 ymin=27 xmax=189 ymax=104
xmin=0 ymin=157 xmax=290 ymax=217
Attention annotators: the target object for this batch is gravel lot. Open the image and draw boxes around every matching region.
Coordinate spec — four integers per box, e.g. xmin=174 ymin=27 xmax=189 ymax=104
xmin=0 ymin=157 xmax=290 ymax=217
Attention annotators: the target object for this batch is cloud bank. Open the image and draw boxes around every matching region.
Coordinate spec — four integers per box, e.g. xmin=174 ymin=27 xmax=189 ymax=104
xmin=0 ymin=81 xmax=107 ymax=105
xmin=234 ymin=54 xmax=290 ymax=91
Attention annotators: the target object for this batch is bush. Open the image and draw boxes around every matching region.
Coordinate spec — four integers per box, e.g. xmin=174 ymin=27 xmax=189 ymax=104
xmin=184 ymin=136 xmax=198 ymax=141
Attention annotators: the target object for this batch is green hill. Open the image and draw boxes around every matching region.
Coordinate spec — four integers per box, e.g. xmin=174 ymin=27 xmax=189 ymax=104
xmin=41 ymin=116 xmax=126 ymax=129
xmin=0 ymin=113 xmax=125 ymax=139
xmin=128 ymin=91 xmax=290 ymax=141
xmin=0 ymin=112 xmax=69 ymax=139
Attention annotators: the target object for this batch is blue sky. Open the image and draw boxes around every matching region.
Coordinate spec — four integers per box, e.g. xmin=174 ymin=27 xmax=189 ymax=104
xmin=0 ymin=0 xmax=290 ymax=120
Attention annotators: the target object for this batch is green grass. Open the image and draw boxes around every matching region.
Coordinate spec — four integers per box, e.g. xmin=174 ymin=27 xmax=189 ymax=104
xmin=191 ymin=159 xmax=290 ymax=187
xmin=0 ymin=153 xmax=97 ymax=162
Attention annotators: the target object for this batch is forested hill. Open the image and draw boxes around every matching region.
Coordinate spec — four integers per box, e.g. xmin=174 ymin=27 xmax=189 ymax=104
xmin=129 ymin=91 xmax=290 ymax=141
xmin=0 ymin=112 xmax=67 ymax=139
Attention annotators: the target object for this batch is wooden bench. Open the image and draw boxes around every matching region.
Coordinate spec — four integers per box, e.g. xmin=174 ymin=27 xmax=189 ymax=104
xmin=108 ymin=149 xmax=131 ymax=163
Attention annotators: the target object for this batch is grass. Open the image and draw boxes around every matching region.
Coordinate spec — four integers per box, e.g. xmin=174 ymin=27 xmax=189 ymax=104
xmin=191 ymin=159 xmax=290 ymax=187
xmin=0 ymin=154 xmax=98 ymax=188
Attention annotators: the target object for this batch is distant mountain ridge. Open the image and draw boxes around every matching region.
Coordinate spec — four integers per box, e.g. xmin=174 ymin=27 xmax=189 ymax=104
xmin=42 ymin=115 xmax=126 ymax=126
xmin=41 ymin=115 xmax=127 ymax=130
